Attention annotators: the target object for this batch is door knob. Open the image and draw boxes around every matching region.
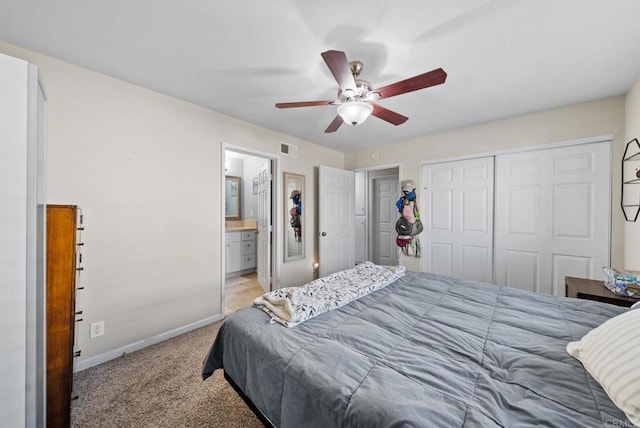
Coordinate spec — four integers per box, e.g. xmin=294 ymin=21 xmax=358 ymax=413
xmin=321 ymin=232 xmax=327 ymax=236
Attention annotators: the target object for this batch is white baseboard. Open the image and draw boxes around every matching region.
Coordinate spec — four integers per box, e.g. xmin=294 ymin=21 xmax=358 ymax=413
xmin=74 ymin=314 xmax=223 ymax=373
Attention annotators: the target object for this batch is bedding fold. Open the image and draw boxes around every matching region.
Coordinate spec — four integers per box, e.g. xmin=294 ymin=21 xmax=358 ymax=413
xmin=253 ymin=261 xmax=406 ymax=327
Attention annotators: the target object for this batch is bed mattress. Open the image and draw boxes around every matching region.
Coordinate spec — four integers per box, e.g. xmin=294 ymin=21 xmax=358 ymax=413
xmin=203 ymin=270 xmax=630 ymax=427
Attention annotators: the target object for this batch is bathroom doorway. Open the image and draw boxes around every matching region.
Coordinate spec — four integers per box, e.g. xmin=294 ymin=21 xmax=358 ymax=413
xmin=222 ymin=147 xmax=279 ymax=316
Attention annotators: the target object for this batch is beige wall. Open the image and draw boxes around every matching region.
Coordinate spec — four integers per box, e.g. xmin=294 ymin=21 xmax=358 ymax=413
xmin=346 ymin=96 xmax=626 ymax=273
xmin=625 ymin=77 xmax=640 ymax=269
xmin=2 ymin=37 xmax=634 ymax=367
xmin=0 ymin=42 xmax=344 ymax=366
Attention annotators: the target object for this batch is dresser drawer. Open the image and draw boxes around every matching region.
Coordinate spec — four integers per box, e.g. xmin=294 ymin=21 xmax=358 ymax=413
xmin=225 ymin=232 xmax=242 ymax=243
xmin=242 ymin=231 xmax=256 ymax=241
xmin=241 ymin=240 xmax=255 ymax=256
xmin=241 ymin=254 xmax=256 ymax=269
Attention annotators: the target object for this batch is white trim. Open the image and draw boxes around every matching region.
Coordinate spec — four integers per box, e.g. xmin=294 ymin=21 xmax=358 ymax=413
xmin=420 ymin=134 xmax=614 ymax=166
xmin=273 ymin=157 xmax=283 ymax=288
xmin=224 ymin=143 xmax=281 ymax=162
xmin=221 ymin=144 xmax=226 ymax=321
xmin=602 ymin=139 xmax=613 ymax=269
xmin=74 ymin=314 xmax=223 ymax=372
xmin=352 ymin=162 xmax=403 ymax=173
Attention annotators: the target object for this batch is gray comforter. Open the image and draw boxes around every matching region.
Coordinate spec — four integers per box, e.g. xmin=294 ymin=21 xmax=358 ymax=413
xmin=203 ymin=270 xmax=630 ymax=427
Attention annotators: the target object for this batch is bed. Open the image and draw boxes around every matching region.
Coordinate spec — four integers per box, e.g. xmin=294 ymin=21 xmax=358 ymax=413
xmin=202 ymin=269 xmax=633 ymax=427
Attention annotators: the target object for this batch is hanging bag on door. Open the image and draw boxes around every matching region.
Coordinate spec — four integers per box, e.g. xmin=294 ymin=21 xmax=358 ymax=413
xmin=410 ymin=203 xmax=423 ymax=236
xmin=395 ymin=216 xmax=414 ymax=236
xmin=395 ymin=192 xmax=424 ymax=236
xmin=402 ymin=236 xmax=421 ymax=257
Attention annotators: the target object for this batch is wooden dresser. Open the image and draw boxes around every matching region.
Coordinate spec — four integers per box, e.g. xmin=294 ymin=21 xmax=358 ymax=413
xmin=46 ymin=205 xmax=83 ymax=428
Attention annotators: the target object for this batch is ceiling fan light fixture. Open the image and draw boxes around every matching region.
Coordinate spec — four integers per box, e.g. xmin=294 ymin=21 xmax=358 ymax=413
xmin=275 ymin=50 xmax=446 ymax=133
xmin=337 ymin=101 xmax=373 ymax=126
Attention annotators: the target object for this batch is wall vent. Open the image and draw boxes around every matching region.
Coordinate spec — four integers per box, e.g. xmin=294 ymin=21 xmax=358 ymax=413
xmin=280 ymin=142 xmax=298 ymax=158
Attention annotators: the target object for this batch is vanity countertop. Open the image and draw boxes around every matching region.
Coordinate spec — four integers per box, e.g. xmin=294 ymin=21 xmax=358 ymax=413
xmin=225 ymin=220 xmax=258 ymax=232
xmin=226 ymin=225 xmax=257 ymax=232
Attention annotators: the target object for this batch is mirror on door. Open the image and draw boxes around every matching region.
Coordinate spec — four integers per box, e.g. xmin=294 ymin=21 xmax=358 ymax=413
xmin=284 ymin=172 xmax=304 ymax=262
xmin=225 ymin=175 xmax=242 ymax=220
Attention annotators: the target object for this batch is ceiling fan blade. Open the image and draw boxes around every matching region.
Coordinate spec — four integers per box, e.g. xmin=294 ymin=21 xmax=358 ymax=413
xmin=372 ymin=104 xmax=409 ymax=126
xmin=324 ymin=115 xmax=343 ymax=133
xmin=321 ymin=50 xmax=356 ymax=92
xmin=275 ymin=100 xmax=334 ymax=108
xmin=374 ymin=68 xmax=447 ymax=100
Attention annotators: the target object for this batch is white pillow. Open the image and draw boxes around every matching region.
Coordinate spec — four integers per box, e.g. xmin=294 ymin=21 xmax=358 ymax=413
xmin=566 ymin=309 xmax=640 ymax=426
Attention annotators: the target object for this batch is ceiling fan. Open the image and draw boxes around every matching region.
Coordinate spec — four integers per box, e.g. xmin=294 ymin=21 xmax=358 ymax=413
xmin=275 ymin=50 xmax=447 ymax=133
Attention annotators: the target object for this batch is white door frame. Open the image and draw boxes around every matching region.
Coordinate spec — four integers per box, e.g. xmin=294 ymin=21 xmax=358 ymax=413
xmin=352 ymin=163 xmax=403 ymax=263
xmin=221 ymin=143 xmax=281 ymax=316
xmin=419 ymin=134 xmax=613 ymax=273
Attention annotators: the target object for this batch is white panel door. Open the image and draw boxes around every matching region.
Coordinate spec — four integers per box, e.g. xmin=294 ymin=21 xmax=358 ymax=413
xmin=319 ymin=166 xmax=355 ymax=277
xmin=372 ymin=176 xmax=399 ymax=266
xmin=494 ymin=141 xmax=610 ymax=296
xmin=421 ymin=157 xmax=494 ymax=282
xmin=256 ymin=160 xmax=271 ymax=292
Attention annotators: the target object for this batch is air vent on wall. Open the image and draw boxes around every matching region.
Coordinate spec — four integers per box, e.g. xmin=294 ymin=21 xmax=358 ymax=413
xmin=280 ymin=142 xmax=298 ymax=158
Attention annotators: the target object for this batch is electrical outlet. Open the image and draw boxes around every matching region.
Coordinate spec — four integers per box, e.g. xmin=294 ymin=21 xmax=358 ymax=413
xmin=90 ymin=321 xmax=104 ymax=338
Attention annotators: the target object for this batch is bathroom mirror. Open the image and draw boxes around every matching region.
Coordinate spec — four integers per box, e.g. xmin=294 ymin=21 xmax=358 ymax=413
xmin=284 ymin=172 xmax=304 ymax=262
xmin=225 ymin=175 xmax=242 ymax=220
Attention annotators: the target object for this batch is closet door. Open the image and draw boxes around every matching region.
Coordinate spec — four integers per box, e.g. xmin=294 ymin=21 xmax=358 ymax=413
xmin=421 ymin=157 xmax=494 ymax=282
xmin=494 ymin=141 xmax=611 ymax=296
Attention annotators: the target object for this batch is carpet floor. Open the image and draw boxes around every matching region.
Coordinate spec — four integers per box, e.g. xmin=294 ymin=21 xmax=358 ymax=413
xmin=71 ymin=320 xmax=263 ymax=428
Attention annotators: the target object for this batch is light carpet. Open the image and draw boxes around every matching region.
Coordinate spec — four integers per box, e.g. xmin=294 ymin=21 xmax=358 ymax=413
xmin=71 ymin=320 xmax=262 ymax=428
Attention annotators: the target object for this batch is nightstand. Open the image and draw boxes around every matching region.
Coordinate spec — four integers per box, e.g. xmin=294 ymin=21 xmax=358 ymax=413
xmin=565 ymin=276 xmax=639 ymax=308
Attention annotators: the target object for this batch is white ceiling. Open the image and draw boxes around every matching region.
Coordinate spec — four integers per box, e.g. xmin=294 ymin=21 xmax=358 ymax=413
xmin=2 ymin=0 xmax=640 ymax=152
